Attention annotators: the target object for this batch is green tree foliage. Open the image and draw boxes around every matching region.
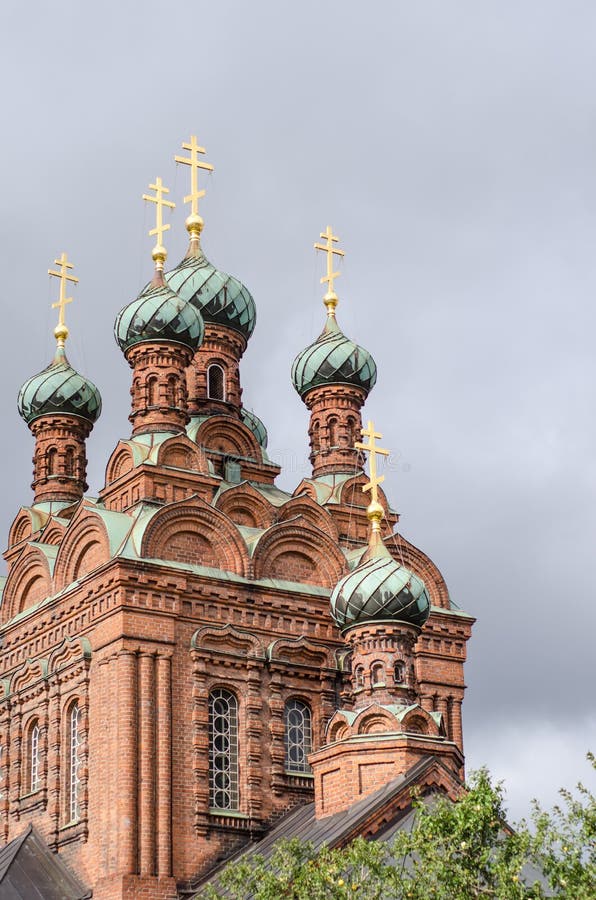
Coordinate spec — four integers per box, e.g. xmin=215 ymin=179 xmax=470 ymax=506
xmin=201 ymin=759 xmax=596 ymax=899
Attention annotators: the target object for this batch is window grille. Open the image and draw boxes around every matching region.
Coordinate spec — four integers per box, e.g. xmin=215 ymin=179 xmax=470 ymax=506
xmin=284 ymin=699 xmax=312 ymax=774
xmin=30 ymin=723 xmax=40 ymax=792
xmin=209 ymin=689 xmax=238 ymax=810
xmin=68 ymin=704 xmax=81 ymax=822
xmin=207 ymin=365 xmax=225 ymax=401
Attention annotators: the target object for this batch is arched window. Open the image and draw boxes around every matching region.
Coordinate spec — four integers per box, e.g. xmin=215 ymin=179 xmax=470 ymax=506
xmin=47 ymin=447 xmax=58 ymax=476
xmin=66 ymin=702 xmax=81 ymax=822
xmin=209 ymin=689 xmax=238 ymax=810
xmin=207 ymin=364 xmax=226 ymax=401
xmin=371 ymin=662 xmax=385 ymax=686
xmin=394 ymin=661 xmax=405 ymax=684
xmin=328 ymin=417 xmax=338 ymax=448
xmin=354 ymin=665 xmax=365 ymax=688
xmin=64 ymin=447 xmax=75 ymax=477
xmin=166 ymin=374 xmax=177 ymax=407
xmin=147 ymin=375 xmax=158 ymax=407
xmin=311 ymin=420 xmax=320 ymax=454
xmin=28 ymin=720 xmax=41 ymax=793
xmin=284 ymin=699 xmax=312 ymax=774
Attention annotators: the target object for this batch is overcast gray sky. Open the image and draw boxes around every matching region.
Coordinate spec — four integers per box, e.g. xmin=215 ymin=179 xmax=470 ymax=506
xmin=2 ymin=0 xmax=595 ymax=820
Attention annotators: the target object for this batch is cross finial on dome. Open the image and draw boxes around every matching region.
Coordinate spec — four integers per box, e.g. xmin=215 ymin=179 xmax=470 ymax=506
xmin=143 ymin=177 xmax=175 ymax=273
xmin=314 ymin=225 xmax=344 ymax=315
xmin=175 ymin=135 xmax=214 ymax=240
xmin=355 ymin=420 xmax=390 ymax=539
xmin=49 ymin=252 xmax=78 ymax=348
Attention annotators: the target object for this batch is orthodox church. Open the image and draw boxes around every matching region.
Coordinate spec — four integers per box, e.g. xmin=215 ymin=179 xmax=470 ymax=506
xmin=0 ymin=137 xmax=474 ymax=899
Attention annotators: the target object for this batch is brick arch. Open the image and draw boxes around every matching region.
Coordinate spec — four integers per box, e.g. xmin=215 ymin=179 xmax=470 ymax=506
xmin=267 ymin=636 xmax=336 ymax=670
xmin=191 ymin=624 xmax=265 ymax=659
xmin=401 ymin=706 xmax=440 ymax=737
xmin=142 ymin=498 xmax=248 ymax=575
xmin=49 ymin=636 xmax=92 ymax=676
xmin=215 ymin=483 xmax=275 ymax=529
xmin=193 ymin=415 xmax=262 ymax=462
xmin=276 ymin=495 xmax=339 ymax=541
xmin=104 ymin=442 xmax=134 ymax=486
xmin=157 ymin=435 xmax=208 ymax=473
xmin=8 ymin=510 xmax=36 ymax=548
xmin=339 ymin=473 xmax=390 ymax=511
xmin=40 ymin=519 xmax=67 ymax=546
xmin=385 ymin=537 xmax=450 ymax=609
xmin=252 ymin=521 xmax=346 ymax=588
xmin=356 ymin=708 xmax=397 ymax=735
xmin=54 ymin=510 xmax=110 ymax=591
xmin=2 ymin=547 xmax=54 ymax=620
xmin=10 ymin=658 xmax=49 ymax=697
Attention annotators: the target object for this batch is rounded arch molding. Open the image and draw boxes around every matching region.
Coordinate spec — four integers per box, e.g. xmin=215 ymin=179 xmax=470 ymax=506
xmin=141 ymin=497 xmax=249 ymax=576
xmin=252 ymin=521 xmax=347 ymax=588
xmin=2 ymin=546 xmax=54 ymax=621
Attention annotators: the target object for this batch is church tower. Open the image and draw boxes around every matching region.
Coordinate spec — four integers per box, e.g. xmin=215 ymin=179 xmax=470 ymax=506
xmin=0 ymin=139 xmax=474 ymax=899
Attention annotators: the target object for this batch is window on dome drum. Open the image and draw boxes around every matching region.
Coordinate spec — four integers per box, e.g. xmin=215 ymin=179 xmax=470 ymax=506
xmin=147 ymin=375 xmax=158 ymax=407
xmin=47 ymin=447 xmax=58 ymax=476
xmin=29 ymin=721 xmax=41 ymax=793
xmin=284 ymin=699 xmax=312 ymax=774
xmin=207 ymin=364 xmax=225 ymax=401
xmin=64 ymin=447 xmax=75 ymax=477
xmin=371 ymin=662 xmax=385 ymax=685
xmin=209 ymin=689 xmax=238 ymax=810
xmin=66 ymin=703 xmax=81 ymax=822
xmin=166 ymin=374 xmax=177 ymax=407
xmin=394 ymin=661 xmax=405 ymax=684
xmin=354 ymin=665 xmax=365 ymax=688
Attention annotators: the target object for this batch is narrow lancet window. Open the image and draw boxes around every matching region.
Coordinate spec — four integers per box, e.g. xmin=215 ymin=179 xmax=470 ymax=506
xmin=207 ymin=364 xmax=225 ymax=401
xmin=67 ymin=703 xmax=81 ymax=822
xmin=284 ymin=699 xmax=312 ymax=774
xmin=29 ymin=722 xmax=40 ymax=792
xmin=209 ymin=689 xmax=238 ymax=809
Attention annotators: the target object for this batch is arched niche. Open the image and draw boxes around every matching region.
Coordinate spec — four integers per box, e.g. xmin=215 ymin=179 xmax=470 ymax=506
xmin=141 ymin=497 xmax=248 ymax=576
xmin=193 ymin=415 xmax=262 ymax=463
xmin=2 ymin=547 xmax=54 ymax=621
xmin=104 ymin=443 xmax=134 ymax=486
xmin=157 ymin=435 xmax=208 ymax=473
xmin=215 ymin=483 xmax=275 ymax=529
xmin=339 ymin=474 xmax=390 ymax=511
xmin=276 ymin=495 xmax=339 ymax=541
xmin=252 ymin=521 xmax=346 ymax=588
xmin=53 ymin=509 xmax=110 ymax=591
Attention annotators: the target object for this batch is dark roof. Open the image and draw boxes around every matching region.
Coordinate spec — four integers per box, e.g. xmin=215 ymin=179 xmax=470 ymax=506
xmin=0 ymin=825 xmax=90 ymax=899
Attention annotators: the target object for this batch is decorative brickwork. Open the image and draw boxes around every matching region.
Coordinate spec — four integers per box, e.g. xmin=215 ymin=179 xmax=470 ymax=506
xmin=125 ymin=342 xmax=194 ymax=436
xmin=29 ymin=414 xmax=93 ymax=504
xmin=304 ymin=384 xmax=367 ymax=477
xmin=186 ymin=324 xmax=246 ymax=417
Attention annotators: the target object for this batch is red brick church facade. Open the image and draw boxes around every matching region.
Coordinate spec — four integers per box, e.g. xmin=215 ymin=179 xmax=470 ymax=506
xmin=0 ymin=145 xmax=473 ymax=899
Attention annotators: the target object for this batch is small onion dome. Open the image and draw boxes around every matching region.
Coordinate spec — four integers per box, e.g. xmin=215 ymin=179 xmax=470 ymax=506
xmin=330 ymin=541 xmax=430 ymax=632
xmin=291 ymin=313 xmax=377 ymax=399
xmin=165 ymin=248 xmax=256 ymax=339
xmin=18 ymin=345 xmax=102 ymax=426
xmin=114 ymin=279 xmax=204 ymax=353
xmin=241 ymin=408 xmax=268 ymax=448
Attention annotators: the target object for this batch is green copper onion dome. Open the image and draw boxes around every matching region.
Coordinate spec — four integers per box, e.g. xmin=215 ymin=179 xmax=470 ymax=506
xmin=114 ymin=278 xmax=204 ymax=353
xmin=165 ymin=227 xmax=256 ymax=340
xmin=291 ymin=312 xmax=377 ymax=399
xmin=241 ymin=408 xmax=268 ymax=448
xmin=18 ymin=345 xmax=102 ymax=426
xmin=330 ymin=539 xmax=430 ymax=632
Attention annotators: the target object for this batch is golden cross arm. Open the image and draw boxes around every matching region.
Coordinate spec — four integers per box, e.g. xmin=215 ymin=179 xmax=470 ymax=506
xmin=314 ymin=225 xmax=345 ymax=296
xmin=142 ymin=177 xmax=175 ymax=247
xmin=355 ymin=420 xmax=390 ymax=505
xmin=175 ymin=134 xmax=214 ymax=217
xmin=48 ymin=252 xmax=78 ymax=328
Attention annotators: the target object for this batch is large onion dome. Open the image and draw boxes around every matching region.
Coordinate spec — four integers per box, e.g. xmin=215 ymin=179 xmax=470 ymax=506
xmin=241 ymin=408 xmax=268 ymax=448
xmin=18 ymin=345 xmax=102 ymax=426
xmin=165 ymin=244 xmax=256 ymax=339
xmin=330 ymin=540 xmax=430 ymax=632
xmin=114 ymin=278 xmax=204 ymax=353
xmin=291 ymin=313 xmax=377 ymax=399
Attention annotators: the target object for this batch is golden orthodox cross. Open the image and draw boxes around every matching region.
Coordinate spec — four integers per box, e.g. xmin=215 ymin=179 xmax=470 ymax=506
xmin=143 ymin=177 xmax=175 ymax=248
xmin=175 ymin=135 xmax=214 ymax=217
xmin=314 ymin=225 xmax=345 ymax=297
xmin=355 ymin=420 xmax=390 ymax=505
xmin=48 ymin=252 xmax=78 ymax=330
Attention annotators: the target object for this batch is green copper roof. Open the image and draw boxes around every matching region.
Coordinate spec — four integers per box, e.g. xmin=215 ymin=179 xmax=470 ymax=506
xmin=165 ymin=246 xmax=256 ymax=339
xmin=241 ymin=408 xmax=268 ymax=448
xmin=18 ymin=346 xmax=102 ymax=426
xmin=330 ymin=542 xmax=430 ymax=631
xmin=291 ymin=314 xmax=377 ymax=398
xmin=114 ymin=279 xmax=204 ymax=352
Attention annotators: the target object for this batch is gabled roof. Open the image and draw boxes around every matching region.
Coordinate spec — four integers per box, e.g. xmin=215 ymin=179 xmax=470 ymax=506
xmin=0 ymin=824 xmax=90 ymax=898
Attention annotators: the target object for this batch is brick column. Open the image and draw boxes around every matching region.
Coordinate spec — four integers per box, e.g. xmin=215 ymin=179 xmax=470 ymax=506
xmin=118 ymin=650 xmax=137 ymax=875
xmin=126 ymin=342 xmax=194 ymax=436
xmin=48 ymin=682 xmax=61 ymax=847
xmin=156 ymin=653 xmax=172 ymax=878
xmin=245 ymin=659 xmax=264 ymax=821
xmin=30 ymin=414 xmax=92 ymax=503
xmin=0 ymin=701 xmax=11 ymax=842
xmin=304 ymin=384 xmax=367 ymax=477
xmin=138 ymin=652 xmax=156 ymax=875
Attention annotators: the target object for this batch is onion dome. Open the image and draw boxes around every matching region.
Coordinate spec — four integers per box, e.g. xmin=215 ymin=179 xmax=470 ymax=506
xmin=165 ymin=231 xmax=256 ymax=340
xmin=18 ymin=345 xmax=102 ymax=426
xmin=114 ymin=278 xmax=204 ymax=353
xmin=241 ymin=408 xmax=268 ymax=448
xmin=331 ymin=537 xmax=430 ymax=632
xmin=291 ymin=312 xmax=377 ymax=399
